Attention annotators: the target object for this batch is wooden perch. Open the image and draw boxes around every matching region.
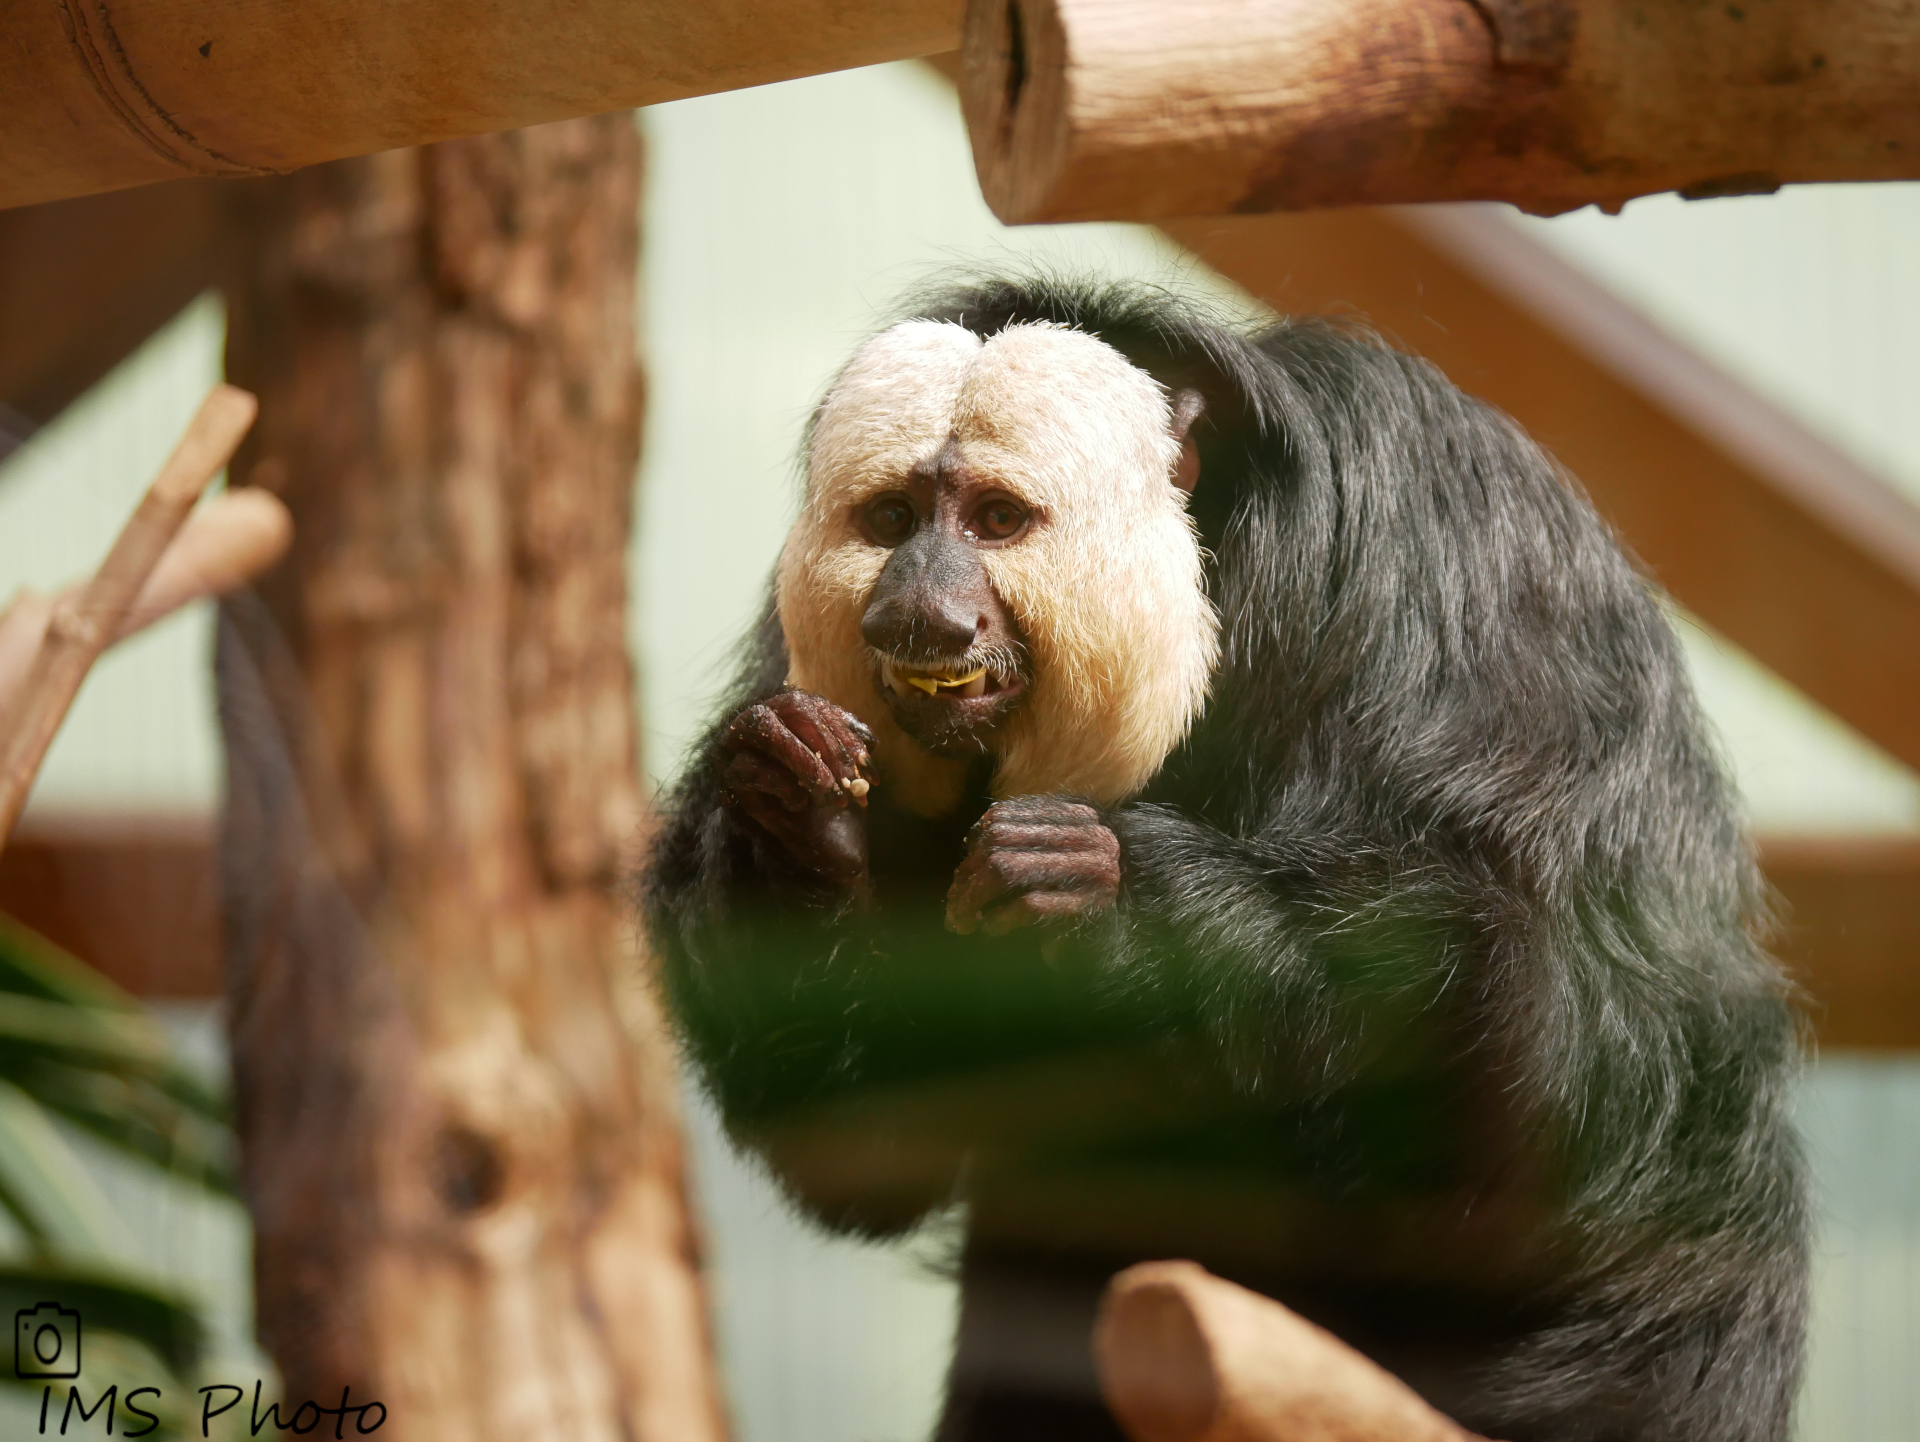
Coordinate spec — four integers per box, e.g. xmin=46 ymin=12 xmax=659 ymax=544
xmin=0 ymin=0 xmax=959 ymax=212
xmin=960 ymin=0 xmax=1920 ymax=223
xmin=1095 ymin=1261 xmax=1486 ymax=1442
xmin=0 ymin=384 xmax=259 ymax=845
xmin=0 ymin=487 xmax=291 ymax=714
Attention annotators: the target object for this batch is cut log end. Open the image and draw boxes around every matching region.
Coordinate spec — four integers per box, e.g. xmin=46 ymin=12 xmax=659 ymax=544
xmin=1095 ymin=1261 xmax=1485 ymax=1442
xmin=1095 ymin=1264 xmax=1222 ymax=1442
xmin=959 ymin=0 xmax=1920 ymax=223
xmin=961 ymin=0 xmax=1073 ymax=226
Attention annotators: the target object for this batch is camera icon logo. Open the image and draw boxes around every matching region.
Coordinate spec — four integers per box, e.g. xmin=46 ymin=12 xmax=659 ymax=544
xmin=15 ymin=1303 xmax=81 ymax=1380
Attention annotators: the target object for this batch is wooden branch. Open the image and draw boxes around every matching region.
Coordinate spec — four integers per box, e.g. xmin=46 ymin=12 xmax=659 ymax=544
xmin=1095 ymin=1261 xmax=1484 ymax=1442
xmin=0 ymin=0 xmax=960 ymax=213
xmin=0 ymin=181 xmax=225 ymax=428
xmin=0 ymin=385 xmax=256 ymax=845
xmin=0 ymin=487 xmax=292 ymax=724
xmin=960 ymin=0 xmax=1920 ymax=223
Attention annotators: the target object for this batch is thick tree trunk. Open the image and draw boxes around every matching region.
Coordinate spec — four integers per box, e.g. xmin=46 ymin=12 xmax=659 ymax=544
xmin=217 ymin=117 xmax=727 ymax=1442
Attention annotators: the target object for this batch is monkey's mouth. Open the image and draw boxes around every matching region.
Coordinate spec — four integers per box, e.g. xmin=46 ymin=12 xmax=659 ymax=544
xmin=874 ymin=653 xmax=1026 ymax=755
xmin=878 ymin=658 xmax=1019 ymax=702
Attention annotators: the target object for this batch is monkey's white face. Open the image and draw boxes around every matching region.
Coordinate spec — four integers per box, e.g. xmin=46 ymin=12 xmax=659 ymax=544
xmin=777 ymin=320 xmax=1220 ymax=816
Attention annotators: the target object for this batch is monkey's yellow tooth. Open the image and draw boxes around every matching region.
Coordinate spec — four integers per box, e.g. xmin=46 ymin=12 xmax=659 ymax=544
xmin=933 ymin=668 xmax=988 ymax=692
xmin=906 ymin=675 xmax=940 ymax=696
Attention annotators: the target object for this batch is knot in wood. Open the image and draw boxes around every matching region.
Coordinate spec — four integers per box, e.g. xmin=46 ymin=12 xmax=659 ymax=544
xmin=47 ymin=604 xmax=105 ymax=650
xmin=432 ymin=1123 xmax=508 ymax=1216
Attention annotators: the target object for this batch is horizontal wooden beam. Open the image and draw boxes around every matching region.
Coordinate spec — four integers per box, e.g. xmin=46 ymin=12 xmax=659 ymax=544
xmin=0 ymin=0 xmax=961 ymax=213
xmin=960 ymin=0 xmax=1920 ymax=222
xmin=1762 ymin=837 xmax=1920 ymax=1053
xmin=0 ymin=815 xmax=218 ymax=999
xmin=1158 ymin=205 xmax=1920 ymax=779
xmin=0 ymin=180 xmax=223 ymax=431
xmin=3 ymin=820 xmax=1914 ymax=1050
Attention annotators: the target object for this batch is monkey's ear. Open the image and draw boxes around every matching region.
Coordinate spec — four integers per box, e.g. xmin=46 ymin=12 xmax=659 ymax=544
xmin=1169 ymin=388 xmax=1206 ymax=496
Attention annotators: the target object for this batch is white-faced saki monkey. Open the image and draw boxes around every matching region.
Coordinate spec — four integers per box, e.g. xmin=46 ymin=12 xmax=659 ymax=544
xmin=643 ymin=277 xmax=1808 ymax=1442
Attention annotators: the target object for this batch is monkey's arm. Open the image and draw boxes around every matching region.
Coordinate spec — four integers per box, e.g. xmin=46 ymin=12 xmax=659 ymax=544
xmin=646 ymin=694 xmax=998 ymax=1233
xmin=948 ymin=794 xmax=1479 ymax=1093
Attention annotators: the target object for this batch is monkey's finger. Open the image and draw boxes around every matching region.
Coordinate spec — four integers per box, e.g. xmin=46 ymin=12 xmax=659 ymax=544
xmin=949 ymin=843 xmax=1092 ymax=930
xmin=795 ymin=690 xmax=875 ymax=759
xmin=806 ymin=695 xmax=876 ymax=782
xmin=981 ymin=889 xmax=1111 ymax=937
xmin=840 ymin=708 xmax=877 ymax=749
xmin=778 ymin=694 xmax=865 ymax=797
xmin=983 ymin=796 xmax=1101 ymax=824
xmin=723 ymin=751 xmax=812 ymax=813
xmin=972 ymin=820 xmax=1117 ymax=856
xmin=947 ymin=841 xmax=1016 ymax=914
xmin=944 ymin=854 xmax=1006 ymax=934
xmin=727 ymin=704 xmax=840 ymax=800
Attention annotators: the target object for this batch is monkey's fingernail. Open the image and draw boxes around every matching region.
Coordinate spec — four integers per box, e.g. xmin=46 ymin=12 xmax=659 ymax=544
xmin=855 ymin=749 xmax=870 ymax=766
xmin=846 ymin=777 xmax=870 ymax=799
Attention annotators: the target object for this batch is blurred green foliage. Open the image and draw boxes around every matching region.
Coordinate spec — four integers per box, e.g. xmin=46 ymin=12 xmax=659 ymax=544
xmin=0 ymin=913 xmax=232 ymax=1425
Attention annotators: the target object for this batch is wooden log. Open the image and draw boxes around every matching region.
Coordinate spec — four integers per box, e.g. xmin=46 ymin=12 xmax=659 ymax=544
xmin=1095 ymin=1261 xmax=1485 ymax=1442
xmin=960 ymin=0 xmax=1920 ymax=223
xmin=0 ymin=0 xmax=959 ymax=214
xmin=220 ymin=116 xmax=727 ymax=1442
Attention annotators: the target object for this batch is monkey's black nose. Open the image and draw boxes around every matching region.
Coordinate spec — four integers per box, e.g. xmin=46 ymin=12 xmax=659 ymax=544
xmin=860 ymin=590 xmax=982 ymax=657
xmin=861 ymin=533 xmax=994 ymax=657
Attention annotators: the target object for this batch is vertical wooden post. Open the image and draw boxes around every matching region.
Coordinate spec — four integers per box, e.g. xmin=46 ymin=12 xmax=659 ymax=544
xmin=219 ymin=117 xmax=728 ymax=1442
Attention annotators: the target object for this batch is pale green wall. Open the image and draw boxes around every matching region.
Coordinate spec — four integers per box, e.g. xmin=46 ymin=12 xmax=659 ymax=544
xmin=1 ymin=56 xmax=1916 ymax=1442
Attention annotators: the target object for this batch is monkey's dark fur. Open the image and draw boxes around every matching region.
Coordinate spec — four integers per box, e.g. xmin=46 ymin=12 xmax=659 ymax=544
xmin=645 ymin=278 xmax=1808 ymax=1441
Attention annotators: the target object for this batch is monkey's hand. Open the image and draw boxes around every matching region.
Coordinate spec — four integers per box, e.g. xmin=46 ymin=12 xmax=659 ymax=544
xmin=717 ymin=689 xmax=875 ymax=891
xmin=946 ymin=795 xmax=1121 ymax=936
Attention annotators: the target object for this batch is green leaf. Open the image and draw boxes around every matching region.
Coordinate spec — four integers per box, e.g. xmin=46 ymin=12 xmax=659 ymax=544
xmin=0 ymin=914 xmax=140 ymax=1014
xmin=10 ymin=1063 xmax=236 ymax=1197
xmin=0 ymin=915 xmax=231 ymax=1195
xmin=0 ymin=990 xmax=174 ymax=1072
xmin=0 ymin=1259 xmax=207 ymax=1375
xmin=0 ymin=1077 xmax=137 ymax=1258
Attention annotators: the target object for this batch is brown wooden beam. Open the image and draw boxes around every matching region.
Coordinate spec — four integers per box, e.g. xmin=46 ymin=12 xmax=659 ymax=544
xmin=0 ymin=0 xmax=960 ymax=213
xmin=0 ymin=814 xmax=219 ymax=999
xmin=0 ymin=180 xmax=223 ymax=434
xmin=1762 ymin=836 xmax=1920 ymax=1054
xmin=1158 ymin=206 xmax=1920 ymax=779
xmin=959 ymin=0 xmax=1920 ymax=223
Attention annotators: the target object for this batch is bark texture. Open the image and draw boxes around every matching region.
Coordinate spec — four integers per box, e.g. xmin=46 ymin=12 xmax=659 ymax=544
xmin=218 ymin=116 xmax=727 ymax=1442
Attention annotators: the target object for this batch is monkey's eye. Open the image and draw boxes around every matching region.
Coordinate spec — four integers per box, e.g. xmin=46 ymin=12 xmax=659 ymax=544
xmin=861 ymin=493 xmax=917 ymax=547
xmin=966 ymin=494 xmax=1030 ymax=543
